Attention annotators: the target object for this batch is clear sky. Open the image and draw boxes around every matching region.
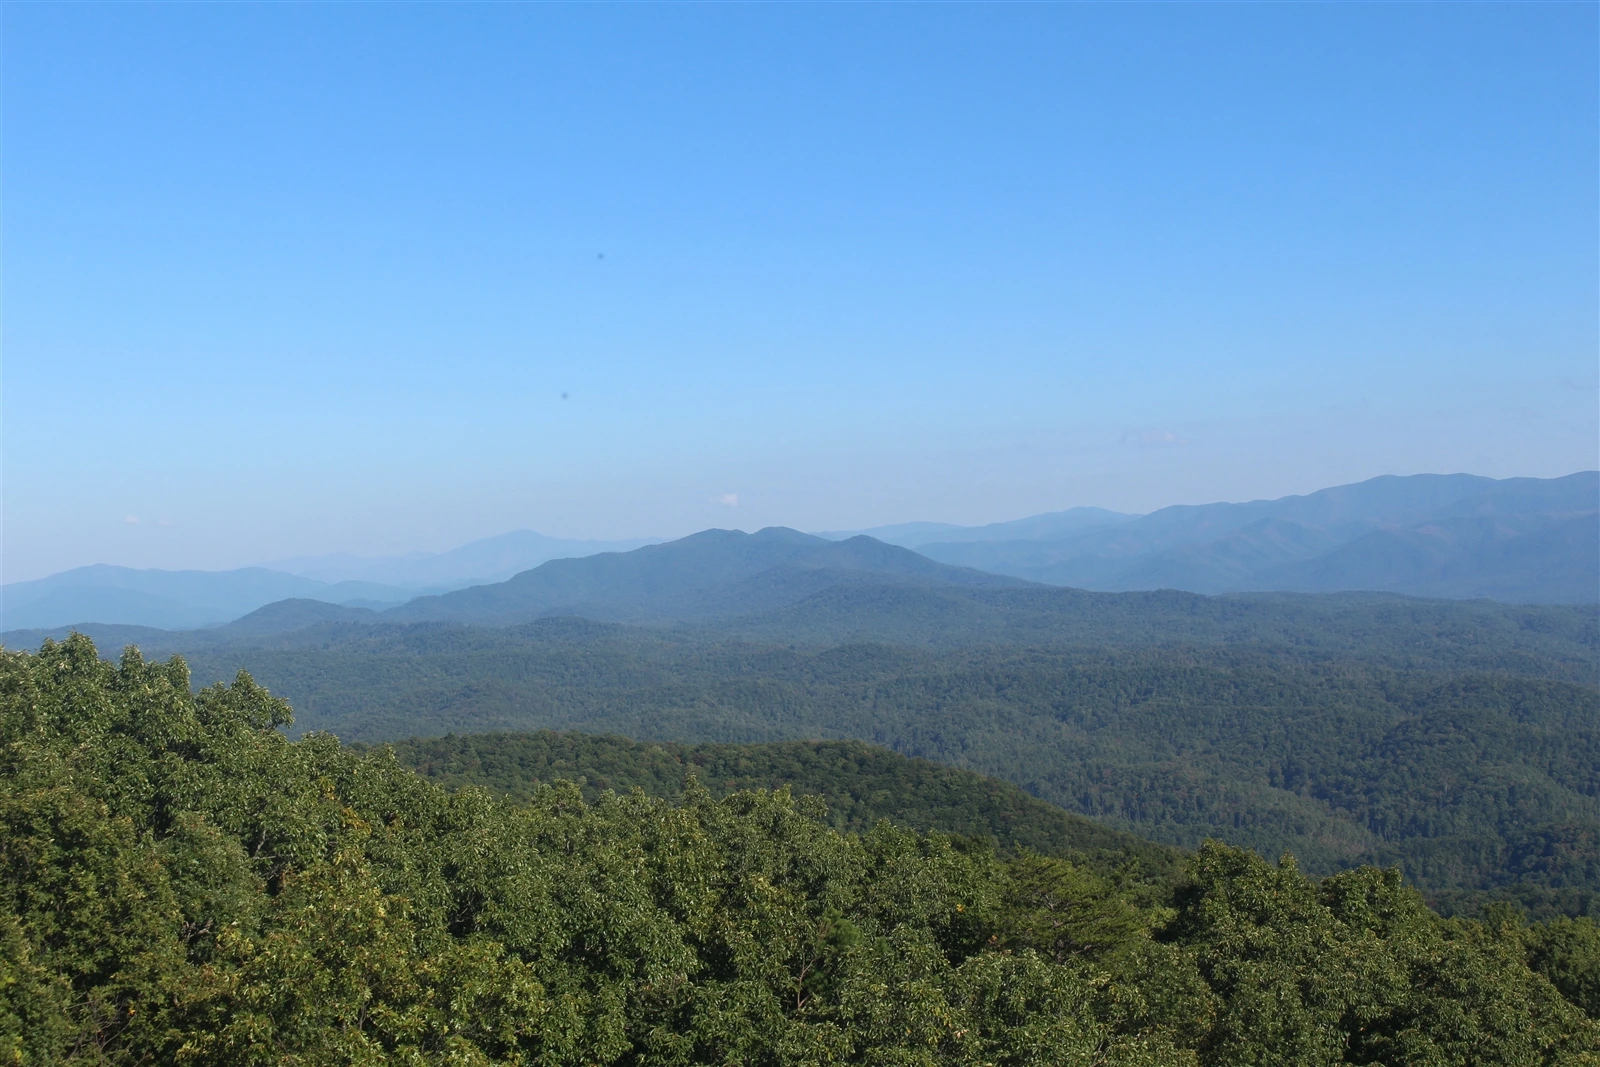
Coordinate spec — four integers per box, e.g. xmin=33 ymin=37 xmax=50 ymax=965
xmin=4 ymin=3 xmax=1596 ymax=581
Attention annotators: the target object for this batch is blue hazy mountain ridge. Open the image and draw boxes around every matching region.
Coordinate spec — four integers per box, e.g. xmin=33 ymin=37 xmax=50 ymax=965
xmin=0 ymin=564 xmax=415 ymax=632
xmin=384 ymin=527 xmax=1030 ymax=627
xmin=217 ymin=597 xmax=382 ymax=636
xmin=5 ymin=472 xmax=1592 ymax=636
xmin=817 ymin=506 xmax=1135 ymax=547
xmin=266 ymin=529 xmax=662 ymax=588
xmin=0 ymin=599 xmax=384 ymax=652
xmin=1277 ymin=514 xmax=1599 ymax=600
xmin=913 ymin=472 xmax=1599 ymax=602
xmin=1 ymin=531 xmax=663 ymax=633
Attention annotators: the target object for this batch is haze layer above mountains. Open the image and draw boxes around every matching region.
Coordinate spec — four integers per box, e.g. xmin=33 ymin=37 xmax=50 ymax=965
xmin=4 ymin=471 xmax=1594 ymax=633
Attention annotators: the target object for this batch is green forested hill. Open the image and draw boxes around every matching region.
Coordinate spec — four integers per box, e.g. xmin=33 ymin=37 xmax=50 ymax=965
xmin=5 ymin=636 xmax=1598 ymax=1064
xmin=703 ymin=586 xmax=1600 ymax=669
xmin=378 ymin=732 xmax=1186 ymax=890
xmin=9 ymin=585 xmax=1596 ymax=677
xmin=382 ymin=527 xmax=1027 ymax=626
xmin=170 ymin=623 xmax=1600 ymax=917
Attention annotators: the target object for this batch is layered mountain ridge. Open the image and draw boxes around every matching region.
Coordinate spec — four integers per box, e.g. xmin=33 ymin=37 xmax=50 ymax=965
xmin=4 ymin=471 xmax=1594 ymax=634
xmin=902 ymin=471 xmax=1598 ymax=601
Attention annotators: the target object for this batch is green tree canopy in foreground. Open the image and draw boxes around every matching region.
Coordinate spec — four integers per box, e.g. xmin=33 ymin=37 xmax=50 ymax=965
xmin=3 ymin=636 xmax=1597 ymax=1065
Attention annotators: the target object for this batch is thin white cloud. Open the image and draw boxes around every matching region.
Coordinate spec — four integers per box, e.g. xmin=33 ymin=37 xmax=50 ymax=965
xmin=711 ymin=493 xmax=739 ymax=507
xmin=124 ymin=514 xmax=140 ymax=524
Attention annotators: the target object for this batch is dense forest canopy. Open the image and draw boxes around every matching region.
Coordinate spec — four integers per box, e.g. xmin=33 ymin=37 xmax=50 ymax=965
xmin=147 ymin=610 xmax=1600 ymax=919
xmin=375 ymin=732 xmax=1189 ymax=892
xmin=3 ymin=635 xmax=1599 ymax=1065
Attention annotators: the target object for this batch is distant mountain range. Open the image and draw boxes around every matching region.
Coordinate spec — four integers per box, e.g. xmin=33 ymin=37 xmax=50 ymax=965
xmin=853 ymin=471 xmax=1599 ymax=603
xmin=265 ymin=529 xmax=661 ymax=588
xmin=0 ymin=565 xmax=417 ymax=632
xmin=3 ymin=471 xmax=1594 ymax=633
xmin=816 ymin=506 xmax=1135 ymax=547
xmin=0 ymin=530 xmax=662 ymax=632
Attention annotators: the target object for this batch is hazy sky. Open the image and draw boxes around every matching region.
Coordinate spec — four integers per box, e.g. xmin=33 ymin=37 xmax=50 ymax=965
xmin=5 ymin=3 xmax=1596 ymax=581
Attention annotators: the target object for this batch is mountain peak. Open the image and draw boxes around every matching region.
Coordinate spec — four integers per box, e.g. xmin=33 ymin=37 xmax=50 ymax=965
xmin=384 ymin=527 xmax=1025 ymax=627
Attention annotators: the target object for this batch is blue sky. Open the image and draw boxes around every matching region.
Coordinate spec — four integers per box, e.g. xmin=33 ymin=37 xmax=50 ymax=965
xmin=4 ymin=3 xmax=1596 ymax=580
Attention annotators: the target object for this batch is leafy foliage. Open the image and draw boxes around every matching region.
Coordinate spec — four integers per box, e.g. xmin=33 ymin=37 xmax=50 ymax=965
xmin=3 ymin=636 xmax=1597 ymax=1064
xmin=1524 ymin=916 xmax=1600 ymax=1019
xmin=378 ymin=731 xmax=1185 ymax=889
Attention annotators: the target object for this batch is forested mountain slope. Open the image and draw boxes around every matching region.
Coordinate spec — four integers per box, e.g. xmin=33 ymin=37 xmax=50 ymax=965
xmin=378 ymin=732 xmax=1186 ymax=887
xmin=12 ymin=587 xmax=1595 ymax=676
xmin=701 ymin=586 xmax=1599 ymax=668
xmin=384 ymin=526 xmax=1026 ymax=626
xmin=120 ymin=614 xmax=1597 ymax=918
xmin=4 ymin=636 xmax=1597 ymax=1063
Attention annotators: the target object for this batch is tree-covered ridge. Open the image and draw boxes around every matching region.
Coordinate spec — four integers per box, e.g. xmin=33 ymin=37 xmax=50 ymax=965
xmin=706 ymin=587 xmax=1600 ymax=675
xmin=377 ymin=732 xmax=1186 ymax=890
xmin=10 ymin=586 xmax=1597 ymax=681
xmin=170 ymin=621 xmax=1600 ymax=917
xmin=3 ymin=636 xmax=1598 ymax=1065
